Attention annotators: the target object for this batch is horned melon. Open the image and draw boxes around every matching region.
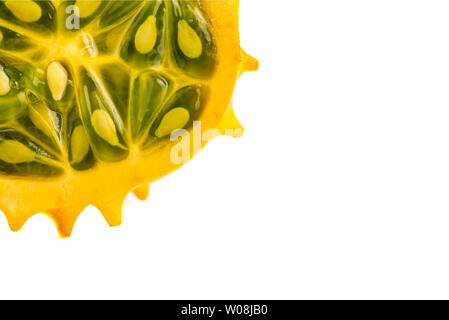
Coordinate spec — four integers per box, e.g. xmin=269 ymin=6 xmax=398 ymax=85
xmin=0 ymin=0 xmax=258 ymax=237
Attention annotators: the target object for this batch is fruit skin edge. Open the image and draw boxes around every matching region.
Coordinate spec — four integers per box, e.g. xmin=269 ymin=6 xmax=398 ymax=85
xmin=0 ymin=0 xmax=259 ymax=238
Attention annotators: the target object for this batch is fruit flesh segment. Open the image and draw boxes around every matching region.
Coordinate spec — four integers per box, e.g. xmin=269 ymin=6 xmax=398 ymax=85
xmin=0 ymin=0 xmax=56 ymax=33
xmin=0 ymin=0 xmax=216 ymax=177
xmin=120 ymin=0 xmax=165 ymax=68
xmin=169 ymin=0 xmax=216 ymax=78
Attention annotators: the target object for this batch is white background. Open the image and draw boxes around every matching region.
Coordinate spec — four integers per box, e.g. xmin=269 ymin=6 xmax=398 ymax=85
xmin=3 ymin=0 xmax=449 ymax=299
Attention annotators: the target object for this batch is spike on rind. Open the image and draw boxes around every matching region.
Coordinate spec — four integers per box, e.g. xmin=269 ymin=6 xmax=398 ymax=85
xmin=132 ymin=184 xmax=150 ymax=201
xmin=2 ymin=209 xmax=35 ymax=233
xmin=239 ymin=48 xmax=259 ymax=75
xmin=46 ymin=205 xmax=86 ymax=238
xmin=217 ymin=105 xmax=244 ymax=137
xmin=95 ymin=194 xmax=127 ymax=227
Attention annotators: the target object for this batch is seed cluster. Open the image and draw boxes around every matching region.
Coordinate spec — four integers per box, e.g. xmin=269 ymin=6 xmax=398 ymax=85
xmin=0 ymin=0 xmax=216 ymax=177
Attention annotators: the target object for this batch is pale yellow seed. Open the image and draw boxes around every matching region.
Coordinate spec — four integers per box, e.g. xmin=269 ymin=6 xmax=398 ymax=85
xmin=91 ymin=109 xmax=119 ymax=146
xmin=177 ymin=20 xmax=203 ymax=59
xmin=0 ymin=140 xmax=35 ymax=164
xmin=47 ymin=61 xmax=68 ymax=101
xmin=75 ymin=0 xmax=101 ymax=18
xmin=70 ymin=125 xmax=90 ymax=164
xmin=5 ymin=0 xmax=42 ymax=23
xmin=51 ymin=0 xmax=61 ymax=8
xmin=0 ymin=68 xmax=10 ymax=96
xmin=134 ymin=16 xmax=158 ymax=55
xmin=155 ymin=108 xmax=190 ymax=138
xmin=29 ymin=102 xmax=56 ymax=138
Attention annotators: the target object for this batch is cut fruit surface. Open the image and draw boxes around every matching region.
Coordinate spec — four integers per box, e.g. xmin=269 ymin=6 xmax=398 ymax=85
xmin=0 ymin=0 xmax=257 ymax=237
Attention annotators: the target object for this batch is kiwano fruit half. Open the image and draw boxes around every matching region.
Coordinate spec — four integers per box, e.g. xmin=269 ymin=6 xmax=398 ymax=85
xmin=0 ymin=0 xmax=258 ymax=237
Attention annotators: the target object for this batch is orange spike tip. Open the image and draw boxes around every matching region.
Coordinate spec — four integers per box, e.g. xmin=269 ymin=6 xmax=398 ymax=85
xmin=46 ymin=205 xmax=86 ymax=238
xmin=95 ymin=194 xmax=127 ymax=227
xmin=240 ymin=49 xmax=259 ymax=74
xmin=132 ymin=184 xmax=150 ymax=201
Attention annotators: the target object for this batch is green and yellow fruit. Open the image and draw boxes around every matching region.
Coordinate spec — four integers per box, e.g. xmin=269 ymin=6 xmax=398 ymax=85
xmin=0 ymin=0 xmax=258 ymax=237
